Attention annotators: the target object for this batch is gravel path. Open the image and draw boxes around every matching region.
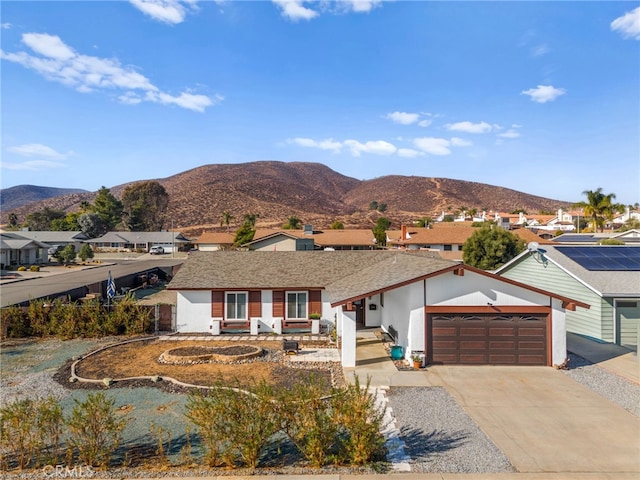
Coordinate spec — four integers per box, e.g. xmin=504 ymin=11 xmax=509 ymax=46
xmin=386 ymin=386 xmax=514 ymax=473
xmin=562 ymin=352 xmax=640 ymax=416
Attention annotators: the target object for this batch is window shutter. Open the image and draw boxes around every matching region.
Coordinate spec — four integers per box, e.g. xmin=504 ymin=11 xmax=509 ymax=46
xmin=249 ymin=290 xmax=262 ymax=318
xmin=309 ymin=290 xmax=322 ymax=316
xmin=272 ymin=290 xmax=284 ymax=317
xmin=211 ymin=291 xmax=224 ymax=318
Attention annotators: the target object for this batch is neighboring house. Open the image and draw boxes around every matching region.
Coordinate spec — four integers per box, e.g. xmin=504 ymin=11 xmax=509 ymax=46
xmin=387 ymin=225 xmax=550 ymax=261
xmin=196 ymin=232 xmax=235 ymax=251
xmin=553 ymin=230 xmax=640 ymax=245
xmin=1 ymin=230 xmax=89 ymax=253
xmin=496 ymin=245 xmax=640 ymax=351
xmin=612 ymin=206 xmax=640 ymax=226
xmin=87 ymin=231 xmax=192 ymax=253
xmin=168 ymin=250 xmax=587 ymax=367
xmin=0 ymin=232 xmax=49 ymax=266
xmin=247 ymin=228 xmax=378 ymax=251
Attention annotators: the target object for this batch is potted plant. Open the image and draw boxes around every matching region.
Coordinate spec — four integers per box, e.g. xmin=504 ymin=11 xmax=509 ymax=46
xmin=309 ymin=312 xmax=322 ymax=320
xmin=411 ymin=354 xmax=422 ymax=369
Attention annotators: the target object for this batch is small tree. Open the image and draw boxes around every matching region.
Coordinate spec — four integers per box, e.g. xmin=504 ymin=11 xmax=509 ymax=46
xmin=282 ymin=216 xmax=302 ymax=230
xmin=462 ymin=224 xmax=525 ymax=270
xmin=66 ymin=393 xmax=127 ymax=467
xmin=416 ymin=217 xmax=431 ymax=228
xmin=372 ymin=217 xmax=391 ymax=248
xmin=59 ymin=245 xmax=77 ymax=265
xmin=330 ymin=220 xmax=344 ymax=229
xmin=78 ymin=243 xmax=94 ymax=262
xmin=369 ymin=201 xmax=379 ymax=211
xmin=220 ymin=211 xmax=235 ymax=232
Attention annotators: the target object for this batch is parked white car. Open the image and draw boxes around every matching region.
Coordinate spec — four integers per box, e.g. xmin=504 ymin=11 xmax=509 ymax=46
xmin=149 ymin=246 xmax=164 ymax=255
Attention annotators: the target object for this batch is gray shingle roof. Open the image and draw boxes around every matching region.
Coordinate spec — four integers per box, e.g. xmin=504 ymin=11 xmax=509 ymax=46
xmin=542 ymin=246 xmax=640 ymax=296
xmin=168 ymin=250 xmax=456 ymax=304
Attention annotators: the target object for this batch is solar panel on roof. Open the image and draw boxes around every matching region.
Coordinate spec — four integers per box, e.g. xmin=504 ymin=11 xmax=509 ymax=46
xmin=555 ymin=246 xmax=640 ymax=271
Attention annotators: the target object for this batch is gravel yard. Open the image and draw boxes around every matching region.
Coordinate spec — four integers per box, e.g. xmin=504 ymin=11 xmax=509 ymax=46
xmin=387 ymin=386 xmax=514 ymax=473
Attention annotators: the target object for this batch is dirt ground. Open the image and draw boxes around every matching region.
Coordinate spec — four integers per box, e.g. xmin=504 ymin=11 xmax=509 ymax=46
xmin=72 ymin=338 xmax=341 ymax=391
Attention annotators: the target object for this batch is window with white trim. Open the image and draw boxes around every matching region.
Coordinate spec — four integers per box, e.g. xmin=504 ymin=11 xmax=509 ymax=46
xmin=286 ymin=291 xmax=307 ymax=319
xmin=226 ymin=292 xmax=248 ymax=320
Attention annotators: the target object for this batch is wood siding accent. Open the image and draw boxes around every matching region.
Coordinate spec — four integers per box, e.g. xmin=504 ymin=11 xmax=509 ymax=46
xmin=500 ymin=256 xmax=604 ymax=340
xmin=309 ymin=290 xmax=322 ymax=316
xmin=272 ymin=290 xmax=284 ymax=317
xmin=211 ymin=291 xmax=224 ymax=318
xmin=249 ymin=290 xmax=262 ymax=318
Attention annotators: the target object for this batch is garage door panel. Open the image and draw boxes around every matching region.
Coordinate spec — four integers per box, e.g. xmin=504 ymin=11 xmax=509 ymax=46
xmin=460 ymin=354 xmax=486 ymax=364
xmin=460 ymin=327 xmax=485 ymax=336
xmin=519 ymin=327 xmax=545 ymax=336
xmin=430 ymin=312 xmax=548 ymax=366
xmin=489 ymin=354 xmax=516 ymax=364
xmin=433 ymin=326 xmax=456 ymax=336
xmin=489 ymin=327 xmax=516 ymax=336
xmin=490 ymin=340 xmax=515 ymax=349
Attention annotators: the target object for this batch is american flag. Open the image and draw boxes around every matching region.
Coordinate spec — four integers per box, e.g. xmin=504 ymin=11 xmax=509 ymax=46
xmin=106 ymin=271 xmax=116 ymax=299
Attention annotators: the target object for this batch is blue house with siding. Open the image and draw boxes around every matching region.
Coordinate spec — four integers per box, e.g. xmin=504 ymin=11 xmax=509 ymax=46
xmin=495 ymin=246 xmax=640 ymax=351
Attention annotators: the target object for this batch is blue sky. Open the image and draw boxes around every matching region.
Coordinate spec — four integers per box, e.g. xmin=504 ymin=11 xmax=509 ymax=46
xmin=1 ymin=1 xmax=639 ymax=206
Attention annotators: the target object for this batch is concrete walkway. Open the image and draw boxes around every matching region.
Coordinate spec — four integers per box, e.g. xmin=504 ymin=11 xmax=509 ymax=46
xmin=567 ymin=332 xmax=638 ymax=384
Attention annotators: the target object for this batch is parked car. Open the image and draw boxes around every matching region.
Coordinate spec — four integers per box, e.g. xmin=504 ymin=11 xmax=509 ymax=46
xmin=48 ymin=245 xmax=63 ymax=256
xmin=149 ymin=246 xmax=164 ymax=255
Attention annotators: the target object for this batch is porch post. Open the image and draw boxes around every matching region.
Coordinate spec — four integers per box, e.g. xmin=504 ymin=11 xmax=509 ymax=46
xmin=340 ymin=309 xmax=357 ymax=367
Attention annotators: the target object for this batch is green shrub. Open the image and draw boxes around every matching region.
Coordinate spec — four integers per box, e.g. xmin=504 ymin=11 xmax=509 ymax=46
xmin=29 ymin=265 xmax=40 ymax=272
xmin=17 ymin=266 xmax=27 ymax=271
xmin=185 ymin=381 xmax=279 ymax=468
xmin=66 ymin=392 xmax=127 ymax=467
xmin=276 ymin=375 xmax=339 ymax=467
xmin=0 ymin=396 xmax=64 ymax=470
xmin=332 ymin=376 xmax=386 ymax=465
xmin=0 ymin=305 xmax=29 ymax=339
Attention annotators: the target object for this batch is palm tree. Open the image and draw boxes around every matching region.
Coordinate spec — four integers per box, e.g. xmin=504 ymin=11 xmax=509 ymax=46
xmin=220 ymin=211 xmax=234 ymax=233
xmin=243 ymin=213 xmax=259 ymax=228
xmin=574 ymin=188 xmax=623 ymax=232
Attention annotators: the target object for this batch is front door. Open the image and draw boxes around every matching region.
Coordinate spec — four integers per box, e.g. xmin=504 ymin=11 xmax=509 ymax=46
xmin=354 ymin=300 xmax=365 ymax=326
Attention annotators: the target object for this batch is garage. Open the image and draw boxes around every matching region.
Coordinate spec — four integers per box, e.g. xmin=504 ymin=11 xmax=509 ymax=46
xmin=427 ymin=311 xmax=549 ymax=366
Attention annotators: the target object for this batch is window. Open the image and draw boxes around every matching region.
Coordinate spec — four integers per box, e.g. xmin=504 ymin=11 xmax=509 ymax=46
xmin=226 ymin=292 xmax=248 ymax=320
xmin=444 ymin=244 xmax=452 ymax=251
xmin=287 ymin=291 xmax=307 ymax=319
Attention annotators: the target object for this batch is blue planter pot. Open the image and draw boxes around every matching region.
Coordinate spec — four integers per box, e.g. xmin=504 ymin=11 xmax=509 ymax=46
xmin=390 ymin=345 xmax=403 ymax=360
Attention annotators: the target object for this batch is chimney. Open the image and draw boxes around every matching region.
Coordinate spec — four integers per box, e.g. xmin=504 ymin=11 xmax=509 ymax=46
xmin=558 ymin=208 xmax=564 ymax=221
xmin=401 ymin=225 xmax=407 ymax=240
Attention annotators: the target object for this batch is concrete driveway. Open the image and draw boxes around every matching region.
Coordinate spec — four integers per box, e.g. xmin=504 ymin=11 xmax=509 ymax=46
xmin=427 ymin=366 xmax=640 ymax=474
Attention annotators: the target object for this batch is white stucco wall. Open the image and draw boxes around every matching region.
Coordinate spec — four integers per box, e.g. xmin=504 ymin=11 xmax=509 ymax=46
xmin=176 ymin=291 xmax=213 ymax=333
xmin=364 ymin=294 xmax=382 ymax=327
xmin=551 ymin=298 xmax=567 ymax=365
xmin=340 ymin=309 xmax=357 ymax=367
xmin=425 ymin=270 xmax=549 ymax=306
xmin=380 ymin=282 xmax=425 ymax=360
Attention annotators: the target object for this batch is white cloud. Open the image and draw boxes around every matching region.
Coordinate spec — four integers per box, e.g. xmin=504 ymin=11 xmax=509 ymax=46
xmin=531 ymin=44 xmax=549 ymax=57
xmin=8 ymin=143 xmax=69 ymax=159
xmin=129 ymin=0 xmax=198 ymax=25
xmin=1 ymin=160 xmax=66 ymax=171
xmin=1 ymin=23 xmax=12 ymax=29
xmin=498 ymin=130 xmax=521 ymax=139
xmin=385 ymin=111 xmax=420 ymax=125
xmin=287 ymin=137 xmax=342 ymax=153
xmin=611 ymin=7 xmax=640 ymax=40
xmin=450 ymin=137 xmax=472 ymax=147
xmin=1 ymin=32 xmax=218 ymax=112
xmin=397 ymin=148 xmax=422 ymax=158
xmin=273 ymin=0 xmax=318 ymax=21
xmin=417 ymin=119 xmax=432 ymax=127
xmin=344 ymin=139 xmax=397 ymax=156
xmin=413 ymin=137 xmax=451 ymax=156
xmin=521 ymin=84 xmax=566 ymax=103
xmin=445 ymin=121 xmax=492 ymax=134
xmin=338 ymin=0 xmax=383 ymax=13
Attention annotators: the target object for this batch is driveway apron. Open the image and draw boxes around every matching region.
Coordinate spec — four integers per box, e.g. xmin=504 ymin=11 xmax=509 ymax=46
xmin=429 ymin=366 xmax=640 ymax=473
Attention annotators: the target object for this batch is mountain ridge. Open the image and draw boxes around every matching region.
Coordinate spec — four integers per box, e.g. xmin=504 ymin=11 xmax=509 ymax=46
xmin=1 ymin=161 xmax=570 ymax=233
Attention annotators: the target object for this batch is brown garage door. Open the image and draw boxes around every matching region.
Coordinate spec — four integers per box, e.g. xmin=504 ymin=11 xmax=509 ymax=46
xmin=428 ymin=313 xmax=548 ymax=365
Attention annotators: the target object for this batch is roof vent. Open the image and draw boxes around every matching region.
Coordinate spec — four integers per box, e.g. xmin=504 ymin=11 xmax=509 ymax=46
xmin=303 ymin=224 xmax=313 ymax=235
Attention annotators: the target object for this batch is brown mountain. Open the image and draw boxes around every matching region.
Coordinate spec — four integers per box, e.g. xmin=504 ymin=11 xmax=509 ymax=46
xmin=3 ymin=161 xmax=570 ymax=234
